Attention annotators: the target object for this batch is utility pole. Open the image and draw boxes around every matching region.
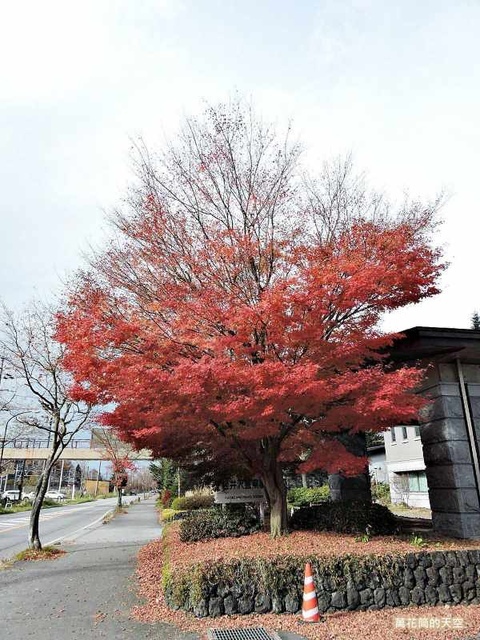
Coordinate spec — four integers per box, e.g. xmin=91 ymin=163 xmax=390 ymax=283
xmin=95 ymin=460 xmax=101 ymax=496
xmin=58 ymin=459 xmax=65 ymax=491
xmin=0 ymin=415 xmax=16 ymax=492
xmin=0 ymin=356 xmax=4 ymax=488
xmin=17 ymin=458 xmax=26 ymax=497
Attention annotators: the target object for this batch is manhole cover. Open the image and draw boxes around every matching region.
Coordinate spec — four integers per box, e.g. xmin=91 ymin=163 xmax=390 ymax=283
xmin=207 ymin=628 xmax=281 ymax=640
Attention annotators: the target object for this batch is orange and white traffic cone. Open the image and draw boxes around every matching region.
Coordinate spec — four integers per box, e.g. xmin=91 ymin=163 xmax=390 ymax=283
xmin=302 ymin=562 xmax=320 ymax=622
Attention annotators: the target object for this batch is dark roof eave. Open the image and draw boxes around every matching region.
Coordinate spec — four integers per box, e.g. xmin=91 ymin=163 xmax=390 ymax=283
xmin=389 ymin=326 xmax=480 ymax=364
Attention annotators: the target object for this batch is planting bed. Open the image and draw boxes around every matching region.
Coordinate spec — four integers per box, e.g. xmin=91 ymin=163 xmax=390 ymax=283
xmin=160 ymin=525 xmax=480 ymax=617
xmin=134 ymin=528 xmax=480 ymax=639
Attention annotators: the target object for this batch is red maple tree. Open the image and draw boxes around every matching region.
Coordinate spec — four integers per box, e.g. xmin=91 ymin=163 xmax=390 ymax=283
xmin=94 ymin=427 xmax=137 ymax=507
xmin=56 ymin=103 xmax=444 ymax=536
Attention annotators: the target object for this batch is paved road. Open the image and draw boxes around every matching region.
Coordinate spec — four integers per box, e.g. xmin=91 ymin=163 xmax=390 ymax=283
xmin=0 ymin=495 xmax=143 ymax=559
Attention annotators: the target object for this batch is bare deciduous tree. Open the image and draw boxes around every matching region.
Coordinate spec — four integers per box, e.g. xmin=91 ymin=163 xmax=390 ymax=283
xmin=0 ymin=302 xmax=92 ymax=549
xmin=391 ymin=473 xmax=411 ymax=507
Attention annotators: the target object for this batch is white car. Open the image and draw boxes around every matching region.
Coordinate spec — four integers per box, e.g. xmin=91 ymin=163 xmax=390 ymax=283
xmin=1 ymin=490 xmax=21 ymax=501
xmin=44 ymin=490 xmax=66 ymax=501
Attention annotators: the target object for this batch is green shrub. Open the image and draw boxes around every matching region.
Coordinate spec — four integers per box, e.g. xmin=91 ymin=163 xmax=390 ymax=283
xmin=179 ymin=506 xmax=261 ymax=542
xmin=290 ymin=500 xmax=397 ymax=535
xmin=171 ymin=493 xmax=214 ymax=511
xmin=287 ymin=486 xmax=330 ymax=507
xmin=372 ymin=482 xmax=391 ymax=505
xmin=162 ymin=508 xmax=188 ymax=522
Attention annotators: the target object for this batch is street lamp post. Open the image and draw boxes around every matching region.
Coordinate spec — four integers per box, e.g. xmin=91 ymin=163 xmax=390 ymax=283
xmin=0 ymin=414 xmax=18 ymax=492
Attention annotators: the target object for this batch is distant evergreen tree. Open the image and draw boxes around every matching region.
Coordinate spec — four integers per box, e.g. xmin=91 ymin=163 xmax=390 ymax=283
xmin=74 ymin=464 xmax=82 ymax=489
xmin=472 ymin=311 xmax=480 ymax=330
xmin=148 ymin=461 xmax=163 ymax=490
xmin=366 ymin=431 xmax=385 ymax=447
xmin=149 ymin=459 xmax=193 ymax=495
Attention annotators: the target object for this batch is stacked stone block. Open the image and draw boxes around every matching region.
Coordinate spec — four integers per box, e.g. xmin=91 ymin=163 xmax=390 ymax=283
xmin=420 ymin=363 xmax=480 ymax=538
xmin=166 ymin=549 xmax=480 ymax=617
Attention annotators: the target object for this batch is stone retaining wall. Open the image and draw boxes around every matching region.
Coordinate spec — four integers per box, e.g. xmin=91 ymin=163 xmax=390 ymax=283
xmin=165 ymin=549 xmax=480 ymax=617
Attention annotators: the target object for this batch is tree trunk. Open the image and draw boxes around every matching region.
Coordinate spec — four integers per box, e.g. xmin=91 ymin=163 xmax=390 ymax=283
xmin=328 ymin=432 xmax=372 ymax=503
xmin=29 ymin=443 xmax=64 ymax=549
xmin=117 ymin=487 xmax=123 ymax=508
xmin=29 ymin=463 xmax=53 ymax=550
xmin=260 ymin=446 xmax=288 ymax=538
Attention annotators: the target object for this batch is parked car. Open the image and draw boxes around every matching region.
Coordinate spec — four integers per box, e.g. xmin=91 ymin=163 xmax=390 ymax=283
xmin=44 ymin=490 xmax=66 ymax=501
xmin=22 ymin=491 xmax=36 ymax=502
xmin=1 ymin=490 xmax=21 ymax=502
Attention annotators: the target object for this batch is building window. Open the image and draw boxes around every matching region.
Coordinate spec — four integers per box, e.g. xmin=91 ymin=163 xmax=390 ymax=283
xmin=408 ymin=471 xmax=428 ymax=492
xmin=390 ymin=427 xmax=396 ymax=443
xmin=402 ymin=426 xmax=408 ymax=440
xmin=414 ymin=425 xmax=420 ymax=438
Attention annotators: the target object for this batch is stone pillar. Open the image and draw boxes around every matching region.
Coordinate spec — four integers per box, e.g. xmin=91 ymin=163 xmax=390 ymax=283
xmin=420 ymin=361 xmax=480 ymax=538
xmin=328 ymin=433 xmax=372 ymax=502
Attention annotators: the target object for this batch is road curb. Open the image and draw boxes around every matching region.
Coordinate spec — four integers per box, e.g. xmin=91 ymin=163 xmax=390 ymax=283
xmin=46 ymin=507 xmax=114 ymax=546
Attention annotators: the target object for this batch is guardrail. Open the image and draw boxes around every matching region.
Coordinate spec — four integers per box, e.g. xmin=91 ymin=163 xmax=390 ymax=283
xmin=8 ymin=438 xmax=93 ymax=449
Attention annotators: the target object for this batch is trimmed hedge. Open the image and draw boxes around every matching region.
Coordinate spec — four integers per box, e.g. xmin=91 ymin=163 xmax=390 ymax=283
xmin=163 ymin=546 xmax=480 ymax=617
xmin=287 ymin=486 xmax=330 ymax=507
xmin=290 ymin=500 xmax=396 ymax=535
xmin=179 ymin=506 xmax=261 ymax=542
xmin=171 ymin=494 xmax=214 ymax=511
xmin=161 ymin=508 xmax=188 ymax=522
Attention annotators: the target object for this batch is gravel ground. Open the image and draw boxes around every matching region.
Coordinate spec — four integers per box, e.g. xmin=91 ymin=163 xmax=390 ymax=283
xmin=389 ymin=506 xmax=432 ymax=520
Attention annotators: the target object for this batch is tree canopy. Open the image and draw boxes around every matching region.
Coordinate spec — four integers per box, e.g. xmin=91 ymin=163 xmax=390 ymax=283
xmin=56 ymin=102 xmax=444 ymax=536
xmin=1 ymin=301 xmax=92 ymax=548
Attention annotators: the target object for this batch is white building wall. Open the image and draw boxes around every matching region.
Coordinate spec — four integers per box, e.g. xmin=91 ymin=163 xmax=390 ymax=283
xmin=368 ymin=449 xmax=387 ymax=484
xmin=384 ymin=425 xmax=430 ymax=509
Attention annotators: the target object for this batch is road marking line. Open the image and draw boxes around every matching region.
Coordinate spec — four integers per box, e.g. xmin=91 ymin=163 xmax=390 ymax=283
xmin=0 ymin=513 xmax=65 ymax=528
xmin=0 ymin=519 xmax=29 ymax=524
xmin=0 ymin=503 xmax=115 ymax=534
xmin=46 ymin=509 xmax=113 ymax=546
xmin=0 ymin=522 xmax=29 ymax=533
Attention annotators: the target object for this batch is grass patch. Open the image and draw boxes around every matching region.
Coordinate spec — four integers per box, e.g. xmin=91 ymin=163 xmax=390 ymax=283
xmin=15 ymin=546 xmax=66 ymax=562
xmin=65 ymin=496 xmax=95 ymax=505
xmin=102 ymin=505 xmax=129 ymax=524
xmin=0 ymin=503 xmax=31 ymax=515
xmin=0 ymin=498 xmax=62 ymax=515
xmin=0 ymin=493 xmax=114 ymax=515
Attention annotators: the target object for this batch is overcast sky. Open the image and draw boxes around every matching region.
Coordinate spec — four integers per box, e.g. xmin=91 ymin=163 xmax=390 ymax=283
xmin=1 ymin=0 xmax=479 ymax=331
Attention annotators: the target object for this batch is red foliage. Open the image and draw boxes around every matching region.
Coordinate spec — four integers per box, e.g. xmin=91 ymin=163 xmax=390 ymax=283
xmin=55 ymin=111 xmax=444 ymax=524
xmin=161 ymin=489 xmax=172 ymax=507
xmin=56 ymin=214 xmax=441 ymax=476
xmin=98 ymin=433 xmax=136 ymax=488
